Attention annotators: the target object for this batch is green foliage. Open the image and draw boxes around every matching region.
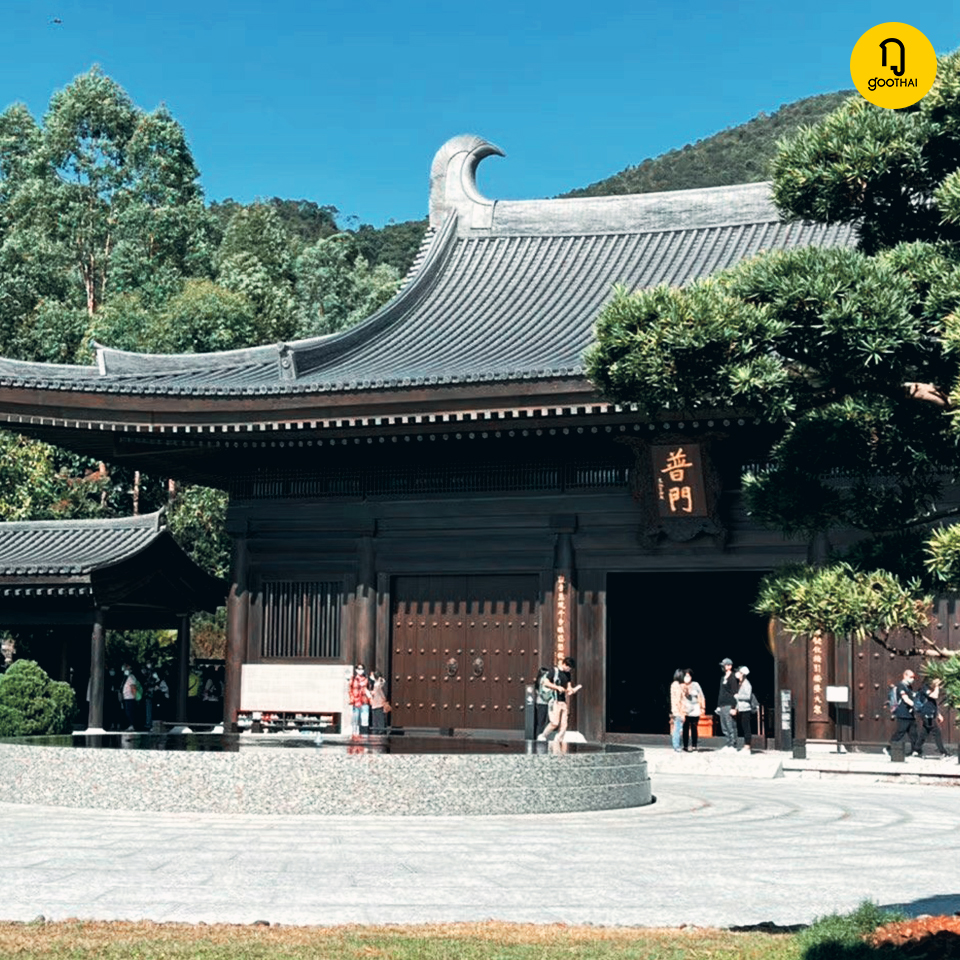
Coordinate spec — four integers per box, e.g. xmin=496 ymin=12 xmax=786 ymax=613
xmin=87 ymin=281 xmax=258 ymax=355
xmin=755 ymin=563 xmax=930 ymax=645
xmin=563 ymin=92 xmax=853 ymax=198
xmin=105 ymin=630 xmax=177 ymax=676
xmin=215 ymin=202 xmax=298 ymax=343
xmin=167 ymin=484 xmax=231 ymax=579
xmin=795 ymin=900 xmax=905 ymax=959
xmin=775 ymin=51 xmax=960 ymax=254
xmin=587 ymin=242 xmax=959 ymax=536
xmin=295 ymin=234 xmax=400 ymax=337
xmin=922 ymin=652 xmax=960 ymax=716
xmin=0 ymin=659 xmax=76 ymax=736
xmin=353 ymin=218 xmax=429 ymax=275
xmin=209 ymin=197 xmax=339 ymax=246
xmin=0 ymin=67 xmax=214 ymax=362
xmin=0 ymin=431 xmax=115 ymax=520
xmin=925 ymin=524 xmax=960 ymax=591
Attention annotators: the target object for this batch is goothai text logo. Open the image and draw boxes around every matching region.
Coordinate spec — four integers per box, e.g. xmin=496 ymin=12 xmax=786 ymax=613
xmin=850 ymin=22 xmax=936 ymax=108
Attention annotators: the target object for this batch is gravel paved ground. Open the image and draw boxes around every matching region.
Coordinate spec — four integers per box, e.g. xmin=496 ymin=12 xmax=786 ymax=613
xmin=3 ymin=770 xmax=959 ymax=927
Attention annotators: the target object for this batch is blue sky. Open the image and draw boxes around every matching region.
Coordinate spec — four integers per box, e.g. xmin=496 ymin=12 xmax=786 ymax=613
xmin=1 ymin=2 xmax=957 ymax=226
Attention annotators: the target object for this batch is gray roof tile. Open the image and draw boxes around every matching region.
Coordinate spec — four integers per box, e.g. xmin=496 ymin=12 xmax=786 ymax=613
xmin=0 ymin=136 xmax=858 ymax=398
xmin=0 ymin=512 xmax=164 ymax=577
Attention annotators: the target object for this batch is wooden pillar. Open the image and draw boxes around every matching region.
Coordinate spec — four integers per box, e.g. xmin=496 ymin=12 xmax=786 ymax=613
xmin=176 ymin=613 xmax=190 ymax=723
xmin=224 ymin=537 xmax=249 ymax=730
xmin=807 ymin=630 xmax=835 ymax=740
xmin=375 ymin=572 xmax=391 ymax=678
xmin=86 ymin=608 xmax=106 ymax=731
xmin=356 ymin=535 xmax=376 ymax=670
xmin=575 ymin=569 xmax=606 ymax=743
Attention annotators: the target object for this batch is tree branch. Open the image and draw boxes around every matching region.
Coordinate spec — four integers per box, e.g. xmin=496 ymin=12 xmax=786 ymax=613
xmin=868 ymin=630 xmax=954 ymax=659
xmin=903 ymin=381 xmax=951 ymax=408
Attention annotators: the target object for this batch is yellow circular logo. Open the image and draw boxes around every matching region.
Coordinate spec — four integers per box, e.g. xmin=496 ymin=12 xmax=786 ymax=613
xmin=850 ymin=22 xmax=937 ymax=108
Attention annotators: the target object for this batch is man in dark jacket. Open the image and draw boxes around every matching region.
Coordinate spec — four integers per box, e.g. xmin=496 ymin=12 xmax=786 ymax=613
xmin=717 ymin=658 xmax=739 ymax=750
xmin=888 ymin=669 xmax=919 ymax=757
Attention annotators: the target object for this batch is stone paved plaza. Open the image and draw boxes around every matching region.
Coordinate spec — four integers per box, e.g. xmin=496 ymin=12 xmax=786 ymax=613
xmin=3 ymin=752 xmax=960 ymax=927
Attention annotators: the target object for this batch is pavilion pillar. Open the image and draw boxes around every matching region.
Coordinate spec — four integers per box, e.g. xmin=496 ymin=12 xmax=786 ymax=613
xmin=86 ymin=607 xmax=106 ymax=731
xmin=575 ymin=570 xmax=606 ymax=743
xmin=356 ymin=535 xmax=376 ymax=671
xmin=224 ymin=537 xmax=249 ymax=731
xmin=176 ymin=613 xmax=190 ymax=723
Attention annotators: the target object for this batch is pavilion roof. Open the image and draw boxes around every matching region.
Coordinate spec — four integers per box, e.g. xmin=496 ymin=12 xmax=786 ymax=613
xmin=0 ymin=512 xmax=225 ymax=623
xmin=0 ymin=135 xmax=857 ymax=401
xmin=0 ymin=511 xmax=167 ymax=577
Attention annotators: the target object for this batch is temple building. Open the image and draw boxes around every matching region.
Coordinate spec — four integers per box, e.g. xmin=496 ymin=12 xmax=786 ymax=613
xmin=0 ymin=135 xmax=954 ymax=745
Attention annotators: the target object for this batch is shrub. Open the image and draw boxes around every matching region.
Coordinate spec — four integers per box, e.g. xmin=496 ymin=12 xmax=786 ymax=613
xmin=0 ymin=659 xmax=77 ymax=736
xmin=797 ymin=900 xmax=906 ymax=959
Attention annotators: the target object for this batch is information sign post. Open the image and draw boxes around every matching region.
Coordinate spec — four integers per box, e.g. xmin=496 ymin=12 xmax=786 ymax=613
xmin=826 ymin=685 xmax=850 ymax=754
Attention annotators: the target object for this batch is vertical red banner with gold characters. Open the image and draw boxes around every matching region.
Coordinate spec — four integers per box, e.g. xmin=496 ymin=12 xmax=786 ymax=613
xmin=807 ymin=631 xmax=834 ymax=736
xmin=555 ymin=573 xmax=569 ymax=661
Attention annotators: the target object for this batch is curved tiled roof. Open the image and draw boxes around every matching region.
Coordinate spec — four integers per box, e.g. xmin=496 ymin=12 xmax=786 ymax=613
xmin=0 ymin=511 xmax=166 ymax=577
xmin=0 ymin=136 xmax=858 ymax=399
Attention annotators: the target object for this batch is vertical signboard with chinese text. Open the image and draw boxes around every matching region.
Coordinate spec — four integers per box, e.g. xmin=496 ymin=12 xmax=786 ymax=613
xmin=652 ymin=444 xmax=708 ymax=518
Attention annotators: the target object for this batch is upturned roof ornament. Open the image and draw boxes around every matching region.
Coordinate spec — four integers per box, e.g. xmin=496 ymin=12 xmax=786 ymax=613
xmin=429 ymin=134 xmax=504 ymax=231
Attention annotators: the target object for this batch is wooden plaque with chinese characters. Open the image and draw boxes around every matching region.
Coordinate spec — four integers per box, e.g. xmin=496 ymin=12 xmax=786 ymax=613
xmin=652 ymin=444 xmax=708 ymax=518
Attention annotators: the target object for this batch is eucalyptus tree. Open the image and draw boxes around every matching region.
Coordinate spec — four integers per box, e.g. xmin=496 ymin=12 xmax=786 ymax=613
xmin=0 ymin=66 xmax=214 ymax=361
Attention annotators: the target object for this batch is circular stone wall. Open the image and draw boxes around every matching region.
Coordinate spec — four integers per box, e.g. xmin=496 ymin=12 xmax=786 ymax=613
xmin=0 ymin=737 xmax=651 ymax=816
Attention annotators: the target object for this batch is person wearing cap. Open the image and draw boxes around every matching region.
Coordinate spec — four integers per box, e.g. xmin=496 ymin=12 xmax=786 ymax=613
xmin=348 ymin=664 xmax=371 ymax=737
xmin=717 ymin=657 xmax=739 ymax=750
xmin=733 ymin=666 xmax=754 ymax=752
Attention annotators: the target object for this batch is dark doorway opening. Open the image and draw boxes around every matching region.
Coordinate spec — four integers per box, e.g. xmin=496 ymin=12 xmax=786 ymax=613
xmin=606 ymin=572 xmax=772 ymax=734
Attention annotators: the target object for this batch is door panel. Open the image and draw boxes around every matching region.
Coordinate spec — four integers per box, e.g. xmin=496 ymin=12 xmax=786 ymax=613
xmin=392 ymin=575 xmax=540 ymax=731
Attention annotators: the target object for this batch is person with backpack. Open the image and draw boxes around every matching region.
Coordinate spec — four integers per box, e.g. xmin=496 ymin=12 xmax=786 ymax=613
xmin=887 ymin=668 xmax=920 ymax=757
xmin=913 ymin=677 xmax=950 ymax=760
xmin=533 ymin=666 xmax=553 ymax=738
xmin=537 ymin=656 xmax=581 ymax=743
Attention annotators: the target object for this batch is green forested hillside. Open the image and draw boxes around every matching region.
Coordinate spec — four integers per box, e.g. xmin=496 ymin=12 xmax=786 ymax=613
xmin=561 ymin=91 xmax=854 ymax=198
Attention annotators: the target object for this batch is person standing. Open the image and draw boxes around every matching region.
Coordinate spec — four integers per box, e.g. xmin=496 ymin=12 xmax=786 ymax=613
xmin=717 ymin=658 xmax=738 ymax=750
xmin=913 ymin=676 xmax=949 ymax=759
xmin=368 ymin=670 xmax=388 ymax=735
xmin=888 ymin=668 xmax=920 ymax=757
xmin=348 ymin=664 xmax=371 ymax=737
xmin=733 ymin=666 xmax=754 ymax=752
xmin=680 ymin=669 xmax=706 ymax=752
xmin=669 ymin=669 xmax=684 ymax=753
xmin=120 ymin=662 xmax=140 ymax=731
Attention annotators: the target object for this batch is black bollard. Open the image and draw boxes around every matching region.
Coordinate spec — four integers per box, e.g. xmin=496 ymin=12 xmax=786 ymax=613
xmin=524 ymin=684 xmax=536 ymax=740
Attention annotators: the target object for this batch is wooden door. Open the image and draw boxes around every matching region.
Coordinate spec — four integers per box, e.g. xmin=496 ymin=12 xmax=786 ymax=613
xmin=391 ymin=575 xmax=541 ymax=731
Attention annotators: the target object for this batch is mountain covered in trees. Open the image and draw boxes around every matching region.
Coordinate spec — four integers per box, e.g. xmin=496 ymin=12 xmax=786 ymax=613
xmin=561 ymin=91 xmax=854 ymax=199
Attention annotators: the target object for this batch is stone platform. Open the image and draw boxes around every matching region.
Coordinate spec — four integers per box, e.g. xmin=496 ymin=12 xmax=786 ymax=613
xmin=0 ymin=734 xmax=651 ymax=816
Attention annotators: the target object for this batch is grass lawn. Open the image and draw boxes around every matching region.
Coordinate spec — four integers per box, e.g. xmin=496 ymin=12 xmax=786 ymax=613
xmin=0 ymin=921 xmax=802 ymax=960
